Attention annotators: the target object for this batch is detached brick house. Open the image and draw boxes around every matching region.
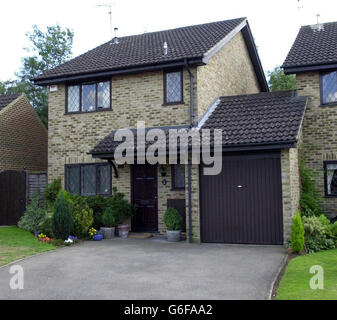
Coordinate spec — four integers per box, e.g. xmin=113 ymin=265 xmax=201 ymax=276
xmin=34 ymin=18 xmax=307 ymax=244
xmin=283 ymin=21 xmax=337 ymax=219
xmin=0 ymin=93 xmax=47 ymax=172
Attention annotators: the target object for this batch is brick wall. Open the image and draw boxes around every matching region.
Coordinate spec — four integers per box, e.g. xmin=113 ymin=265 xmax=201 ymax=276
xmin=297 ymin=72 xmax=337 ymax=216
xmin=196 ymin=31 xmax=260 ymax=120
xmin=281 ymin=147 xmax=301 ymax=242
xmin=0 ymin=94 xmax=47 ymax=172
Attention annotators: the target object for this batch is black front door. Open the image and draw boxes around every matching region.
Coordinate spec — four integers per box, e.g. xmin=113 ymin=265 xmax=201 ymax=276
xmin=131 ymin=164 xmax=158 ymax=232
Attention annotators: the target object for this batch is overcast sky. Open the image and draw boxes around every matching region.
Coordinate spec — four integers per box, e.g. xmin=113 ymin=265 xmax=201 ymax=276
xmin=1 ymin=0 xmax=336 ymax=81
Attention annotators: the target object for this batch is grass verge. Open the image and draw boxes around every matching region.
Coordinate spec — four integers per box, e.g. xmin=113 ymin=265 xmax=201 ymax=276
xmin=0 ymin=226 xmax=55 ymax=267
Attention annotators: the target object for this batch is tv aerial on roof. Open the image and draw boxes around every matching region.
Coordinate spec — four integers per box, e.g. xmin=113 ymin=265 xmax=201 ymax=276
xmin=97 ymin=2 xmax=117 ymax=40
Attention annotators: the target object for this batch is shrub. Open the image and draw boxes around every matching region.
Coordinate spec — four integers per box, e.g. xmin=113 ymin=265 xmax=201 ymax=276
xmin=18 ymin=193 xmax=46 ymax=233
xmin=302 ymin=215 xmax=336 ymax=253
xmin=57 ymin=189 xmax=73 ymax=205
xmin=84 ymin=190 xmax=130 ymax=228
xmin=164 ymin=208 xmax=183 ymax=231
xmin=52 ymin=193 xmax=74 ymax=240
xmin=102 ymin=207 xmax=117 ymax=227
xmin=299 ymin=158 xmax=324 ymax=217
xmin=290 ymin=212 xmax=305 ymax=253
xmin=328 ymin=222 xmax=337 ymax=239
xmin=43 ymin=178 xmax=61 ymax=207
xmin=39 ymin=213 xmax=53 ymax=237
xmin=70 ymin=195 xmax=93 ymax=238
xmin=73 ymin=207 xmax=94 ymax=238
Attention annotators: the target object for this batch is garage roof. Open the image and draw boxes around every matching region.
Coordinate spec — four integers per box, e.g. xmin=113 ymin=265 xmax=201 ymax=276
xmin=201 ymin=90 xmax=307 ymax=147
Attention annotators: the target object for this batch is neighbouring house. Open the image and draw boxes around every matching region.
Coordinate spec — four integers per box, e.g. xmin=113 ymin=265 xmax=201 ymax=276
xmin=0 ymin=93 xmax=47 ymax=172
xmin=0 ymin=93 xmax=48 ymax=226
xmin=34 ymin=18 xmax=307 ymax=245
xmin=283 ymin=20 xmax=337 ymax=219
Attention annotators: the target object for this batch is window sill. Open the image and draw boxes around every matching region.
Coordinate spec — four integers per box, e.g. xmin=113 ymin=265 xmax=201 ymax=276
xmin=319 ymin=103 xmax=337 ymax=108
xmin=65 ymin=108 xmax=111 ymax=115
xmin=162 ymin=102 xmax=185 ymax=107
xmin=324 ymin=195 xmax=337 ymax=198
xmin=171 ymin=188 xmax=186 ymax=191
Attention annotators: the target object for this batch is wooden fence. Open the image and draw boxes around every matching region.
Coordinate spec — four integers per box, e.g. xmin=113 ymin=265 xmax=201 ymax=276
xmin=0 ymin=171 xmax=47 ymax=226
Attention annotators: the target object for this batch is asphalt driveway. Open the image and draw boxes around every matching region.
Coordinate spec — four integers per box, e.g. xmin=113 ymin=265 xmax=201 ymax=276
xmin=0 ymin=238 xmax=285 ymax=300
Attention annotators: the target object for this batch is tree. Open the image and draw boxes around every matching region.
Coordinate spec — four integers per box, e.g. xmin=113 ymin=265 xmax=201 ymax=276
xmin=15 ymin=25 xmax=74 ymax=128
xmin=268 ymin=67 xmax=296 ymax=92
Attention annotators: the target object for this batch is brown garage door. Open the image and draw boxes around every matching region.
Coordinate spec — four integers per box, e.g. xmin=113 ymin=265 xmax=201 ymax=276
xmin=200 ymin=151 xmax=283 ymax=245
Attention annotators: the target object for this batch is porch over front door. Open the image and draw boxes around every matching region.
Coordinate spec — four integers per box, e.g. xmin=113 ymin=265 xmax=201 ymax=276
xmin=131 ymin=164 xmax=158 ymax=232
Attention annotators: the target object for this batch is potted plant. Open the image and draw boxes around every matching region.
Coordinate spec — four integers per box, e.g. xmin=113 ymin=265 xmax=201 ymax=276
xmin=101 ymin=207 xmax=117 ymax=239
xmin=114 ymin=199 xmax=135 ymax=239
xmin=164 ymin=208 xmax=183 ymax=242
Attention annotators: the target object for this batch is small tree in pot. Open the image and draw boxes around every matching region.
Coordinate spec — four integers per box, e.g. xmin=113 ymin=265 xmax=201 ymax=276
xmin=164 ymin=208 xmax=183 ymax=242
xmin=101 ymin=207 xmax=117 ymax=239
xmin=113 ymin=199 xmax=135 ymax=239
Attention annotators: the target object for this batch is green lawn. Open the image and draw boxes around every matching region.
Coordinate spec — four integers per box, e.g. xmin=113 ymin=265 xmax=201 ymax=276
xmin=277 ymin=249 xmax=337 ymax=300
xmin=0 ymin=226 xmax=55 ymax=267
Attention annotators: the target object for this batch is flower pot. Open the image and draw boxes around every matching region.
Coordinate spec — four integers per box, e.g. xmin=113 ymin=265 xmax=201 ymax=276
xmin=118 ymin=224 xmax=130 ymax=239
xmin=93 ymin=234 xmax=103 ymax=241
xmin=166 ymin=230 xmax=181 ymax=242
xmin=101 ymin=227 xmax=115 ymax=239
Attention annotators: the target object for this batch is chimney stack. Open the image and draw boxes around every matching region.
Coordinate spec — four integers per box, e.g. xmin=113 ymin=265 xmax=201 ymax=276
xmin=113 ymin=27 xmax=119 ymax=44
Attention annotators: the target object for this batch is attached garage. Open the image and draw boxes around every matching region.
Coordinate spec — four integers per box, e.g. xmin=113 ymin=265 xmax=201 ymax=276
xmin=200 ymin=151 xmax=283 ymax=245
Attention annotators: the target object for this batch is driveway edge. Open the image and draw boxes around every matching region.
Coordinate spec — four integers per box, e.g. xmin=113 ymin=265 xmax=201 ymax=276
xmin=267 ymin=254 xmax=288 ymax=300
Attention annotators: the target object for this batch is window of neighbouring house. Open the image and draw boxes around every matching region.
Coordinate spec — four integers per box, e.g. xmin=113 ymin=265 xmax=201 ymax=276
xmin=321 ymin=70 xmax=337 ymax=105
xmin=172 ymin=164 xmax=185 ymax=190
xmin=66 ymin=81 xmax=111 ymax=113
xmin=164 ymin=70 xmax=183 ymax=104
xmin=65 ymin=163 xmax=111 ymax=196
xmin=325 ymin=162 xmax=337 ymax=196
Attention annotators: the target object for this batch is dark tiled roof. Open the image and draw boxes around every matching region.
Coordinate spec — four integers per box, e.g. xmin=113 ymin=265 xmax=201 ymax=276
xmin=283 ymin=21 xmax=337 ymax=69
xmin=35 ymin=18 xmax=246 ymax=81
xmin=0 ymin=93 xmax=21 ymax=111
xmin=202 ymin=91 xmax=307 ymax=146
xmin=90 ymin=91 xmax=307 ymax=155
xmin=90 ymin=125 xmax=189 ymax=154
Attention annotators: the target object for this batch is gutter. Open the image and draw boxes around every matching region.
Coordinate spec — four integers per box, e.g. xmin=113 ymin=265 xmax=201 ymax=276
xmin=33 ymin=58 xmax=204 ymax=86
xmin=185 ymin=59 xmax=194 ymax=243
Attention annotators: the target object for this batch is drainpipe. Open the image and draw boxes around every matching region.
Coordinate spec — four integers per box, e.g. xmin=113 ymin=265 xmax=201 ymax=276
xmin=185 ymin=59 xmax=194 ymax=243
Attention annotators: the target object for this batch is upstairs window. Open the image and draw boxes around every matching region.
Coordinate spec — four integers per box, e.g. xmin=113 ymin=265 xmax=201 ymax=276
xmin=164 ymin=70 xmax=183 ymax=104
xmin=66 ymin=81 xmax=111 ymax=113
xmin=321 ymin=71 xmax=337 ymax=105
xmin=65 ymin=163 xmax=111 ymax=196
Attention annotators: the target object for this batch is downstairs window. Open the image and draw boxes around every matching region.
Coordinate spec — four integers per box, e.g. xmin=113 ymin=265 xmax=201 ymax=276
xmin=65 ymin=163 xmax=111 ymax=196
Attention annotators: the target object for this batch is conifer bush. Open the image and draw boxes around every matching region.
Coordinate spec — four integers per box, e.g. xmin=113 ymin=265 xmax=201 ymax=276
xmin=52 ymin=193 xmax=73 ymax=240
xmin=291 ymin=211 xmax=305 ymax=253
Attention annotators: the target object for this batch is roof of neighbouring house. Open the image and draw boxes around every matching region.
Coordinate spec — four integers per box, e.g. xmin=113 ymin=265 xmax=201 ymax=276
xmin=90 ymin=91 xmax=307 ymax=157
xmin=0 ymin=93 xmax=21 ymax=111
xmin=201 ymin=90 xmax=307 ymax=147
xmin=283 ymin=21 xmax=337 ymax=73
xmin=33 ymin=18 xmax=268 ymax=90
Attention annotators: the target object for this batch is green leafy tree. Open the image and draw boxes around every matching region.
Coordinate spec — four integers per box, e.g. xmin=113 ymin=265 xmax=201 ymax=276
xmin=14 ymin=25 xmax=74 ymax=128
xmin=268 ymin=67 xmax=296 ymax=92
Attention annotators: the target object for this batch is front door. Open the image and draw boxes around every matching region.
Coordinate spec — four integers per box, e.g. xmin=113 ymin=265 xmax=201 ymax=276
xmin=131 ymin=164 xmax=158 ymax=232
